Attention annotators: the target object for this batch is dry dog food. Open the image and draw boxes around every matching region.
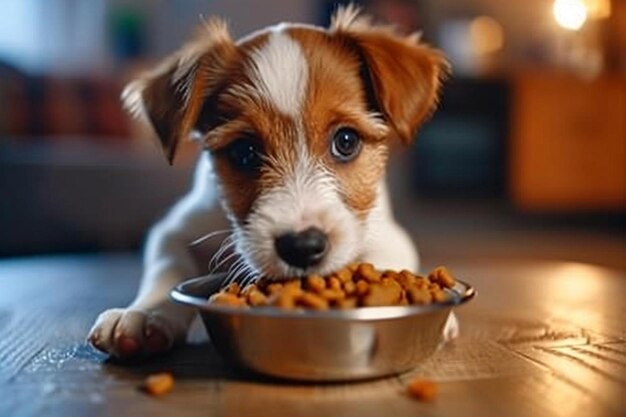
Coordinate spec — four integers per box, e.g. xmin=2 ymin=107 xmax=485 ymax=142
xmin=208 ymin=264 xmax=457 ymax=310
xmin=141 ymin=373 xmax=175 ymax=396
xmin=407 ymin=378 xmax=438 ymax=401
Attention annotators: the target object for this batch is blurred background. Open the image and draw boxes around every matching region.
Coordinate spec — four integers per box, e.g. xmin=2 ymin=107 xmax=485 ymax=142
xmin=0 ymin=0 xmax=624 ymax=269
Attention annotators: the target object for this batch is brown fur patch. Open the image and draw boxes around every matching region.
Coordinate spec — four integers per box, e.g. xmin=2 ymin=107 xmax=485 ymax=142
xmin=329 ymin=9 xmax=449 ymax=143
xmin=288 ymin=28 xmax=390 ymax=217
xmin=209 ymin=109 xmax=299 ymax=224
xmin=122 ymin=19 xmax=240 ymax=163
xmin=207 ymin=32 xmax=303 ymax=223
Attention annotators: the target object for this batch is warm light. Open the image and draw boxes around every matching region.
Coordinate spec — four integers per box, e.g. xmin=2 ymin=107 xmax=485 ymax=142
xmin=553 ymin=0 xmax=588 ymax=30
xmin=470 ymin=16 xmax=504 ymax=54
xmin=584 ymin=0 xmax=611 ymax=19
xmin=542 ymin=263 xmax=615 ymax=334
xmin=545 ymin=263 xmax=604 ymax=301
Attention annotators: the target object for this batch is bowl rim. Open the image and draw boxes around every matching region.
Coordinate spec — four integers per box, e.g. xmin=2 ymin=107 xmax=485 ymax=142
xmin=170 ymin=273 xmax=476 ymax=320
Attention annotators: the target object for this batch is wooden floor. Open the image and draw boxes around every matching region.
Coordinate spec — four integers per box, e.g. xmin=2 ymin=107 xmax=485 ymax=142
xmin=0 ymin=254 xmax=624 ymax=417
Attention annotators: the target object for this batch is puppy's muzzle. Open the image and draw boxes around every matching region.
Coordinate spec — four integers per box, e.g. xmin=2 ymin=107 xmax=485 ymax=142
xmin=274 ymin=227 xmax=329 ymax=269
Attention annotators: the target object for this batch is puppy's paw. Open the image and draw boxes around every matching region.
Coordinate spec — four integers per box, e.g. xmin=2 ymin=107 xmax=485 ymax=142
xmin=87 ymin=308 xmax=184 ymax=358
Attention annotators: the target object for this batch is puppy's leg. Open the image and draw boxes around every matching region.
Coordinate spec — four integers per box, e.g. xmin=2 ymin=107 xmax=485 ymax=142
xmin=88 ymin=156 xmax=227 ymax=357
xmin=361 ymin=179 xmax=419 ymax=272
xmin=363 ymin=220 xmax=420 ymax=272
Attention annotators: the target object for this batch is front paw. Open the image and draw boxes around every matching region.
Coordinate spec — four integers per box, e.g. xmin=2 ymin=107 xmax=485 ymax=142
xmin=87 ymin=308 xmax=184 ymax=358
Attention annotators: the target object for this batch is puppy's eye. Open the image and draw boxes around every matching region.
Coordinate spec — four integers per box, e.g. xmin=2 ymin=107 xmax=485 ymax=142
xmin=225 ymin=138 xmax=262 ymax=172
xmin=331 ymin=127 xmax=362 ymax=162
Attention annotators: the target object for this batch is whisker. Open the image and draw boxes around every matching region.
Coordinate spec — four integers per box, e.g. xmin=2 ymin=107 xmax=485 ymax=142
xmin=240 ymin=272 xmax=259 ymax=287
xmin=238 ymin=265 xmax=259 ymax=286
xmin=210 ymin=251 xmax=239 ymax=274
xmin=239 ymin=263 xmax=258 ymax=283
xmin=208 ymin=235 xmax=236 ymax=271
xmin=224 ymin=258 xmax=247 ymax=286
xmin=190 ymin=229 xmax=232 ymax=247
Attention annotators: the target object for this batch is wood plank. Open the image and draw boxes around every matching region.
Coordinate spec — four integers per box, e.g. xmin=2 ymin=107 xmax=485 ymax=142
xmin=0 ymin=255 xmax=624 ymax=417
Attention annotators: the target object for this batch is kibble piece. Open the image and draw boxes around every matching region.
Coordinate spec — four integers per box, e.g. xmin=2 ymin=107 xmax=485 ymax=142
xmin=209 ymin=293 xmax=247 ymax=307
xmin=283 ymin=279 xmax=302 ymax=290
xmin=270 ymin=294 xmax=294 ymax=309
xmin=306 ymin=274 xmax=326 ymax=293
xmin=327 ymin=276 xmax=342 ymax=291
xmin=415 ymin=277 xmax=429 ymax=289
xmin=396 ymin=270 xmax=416 ymax=289
xmin=386 ymin=277 xmax=403 ymax=292
xmin=407 ymin=378 xmax=438 ymax=401
xmin=319 ymin=289 xmax=346 ymax=302
xmin=347 ymin=262 xmax=360 ymax=272
xmin=142 ymin=373 xmax=174 ymax=396
xmin=343 ymin=280 xmax=356 ymax=295
xmin=428 ymin=266 xmax=456 ymax=289
xmin=362 ymin=280 xmax=402 ymax=307
xmin=297 ymin=292 xmax=329 ymax=310
xmin=269 ymin=286 xmax=302 ymax=309
xmin=355 ymin=280 xmax=370 ymax=296
xmin=430 ymin=289 xmax=448 ymax=303
xmin=335 ymin=268 xmax=352 ymax=283
xmin=246 ymin=289 xmax=268 ymax=306
xmin=380 ymin=277 xmax=393 ymax=286
xmin=382 ymin=270 xmax=399 ymax=280
xmin=408 ymin=287 xmax=432 ymax=304
xmin=337 ymin=297 xmax=358 ymax=309
xmin=266 ymin=282 xmax=284 ymax=295
xmin=357 ymin=263 xmax=381 ymax=282
xmin=224 ymin=282 xmax=240 ymax=295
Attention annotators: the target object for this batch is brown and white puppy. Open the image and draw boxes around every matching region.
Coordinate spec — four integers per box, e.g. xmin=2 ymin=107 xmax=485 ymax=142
xmin=88 ymin=6 xmax=454 ymax=357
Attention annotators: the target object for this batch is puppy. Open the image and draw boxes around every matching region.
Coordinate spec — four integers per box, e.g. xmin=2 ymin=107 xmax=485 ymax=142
xmin=88 ymin=6 xmax=454 ymax=358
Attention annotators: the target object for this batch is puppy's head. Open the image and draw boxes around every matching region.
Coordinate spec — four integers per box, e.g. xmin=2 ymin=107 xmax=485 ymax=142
xmin=123 ymin=6 xmax=447 ymax=279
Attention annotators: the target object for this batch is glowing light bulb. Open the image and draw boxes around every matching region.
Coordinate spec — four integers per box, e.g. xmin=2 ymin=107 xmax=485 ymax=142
xmin=553 ymin=0 xmax=588 ymax=30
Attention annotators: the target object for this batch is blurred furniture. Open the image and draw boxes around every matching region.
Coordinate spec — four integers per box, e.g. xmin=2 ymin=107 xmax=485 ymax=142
xmin=510 ymin=71 xmax=626 ymax=212
xmin=605 ymin=0 xmax=626 ymax=72
xmin=412 ymin=77 xmax=510 ymax=197
xmin=0 ymin=64 xmax=205 ymax=256
xmin=0 ymin=254 xmax=623 ymax=416
xmin=0 ymin=70 xmax=129 ymax=137
xmin=0 ymin=140 xmax=194 ymax=256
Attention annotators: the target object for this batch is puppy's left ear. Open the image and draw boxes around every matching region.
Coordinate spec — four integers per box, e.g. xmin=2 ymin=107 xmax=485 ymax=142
xmin=122 ymin=19 xmax=237 ymax=164
xmin=331 ymin=7 xmax=449 ymax=144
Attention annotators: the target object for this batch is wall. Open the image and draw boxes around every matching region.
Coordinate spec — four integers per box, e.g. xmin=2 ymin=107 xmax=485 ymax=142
xmin=0 ymin=0 xmax=317 ymax=75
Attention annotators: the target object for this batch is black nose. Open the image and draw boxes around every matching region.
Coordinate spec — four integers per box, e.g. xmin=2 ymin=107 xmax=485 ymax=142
xmin=274 ymin=227 xmax=329 ymax=269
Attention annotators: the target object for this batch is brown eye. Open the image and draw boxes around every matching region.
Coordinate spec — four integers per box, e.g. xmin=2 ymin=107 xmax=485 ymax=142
xmin=331 ymin=127 xmax=362 ymax=162
xmin=225 ymin=138 xmax=263 ymax=173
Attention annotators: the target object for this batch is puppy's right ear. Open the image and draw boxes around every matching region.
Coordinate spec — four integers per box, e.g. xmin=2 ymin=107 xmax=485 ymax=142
xmin=330 ymin=6 xmax=449 ymax=145
xmin=122 ymin=19 xmax=237 ymax=164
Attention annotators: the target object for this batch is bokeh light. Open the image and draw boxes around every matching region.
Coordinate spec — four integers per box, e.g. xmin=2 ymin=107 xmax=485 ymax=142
xmin=553 ymin=0 xmax=588 ymax=31
xmin=470 ymin=16 xmax=504 ymax=55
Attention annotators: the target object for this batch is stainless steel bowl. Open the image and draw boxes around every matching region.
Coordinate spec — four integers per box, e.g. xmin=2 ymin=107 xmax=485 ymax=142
xmin=171 ymin=274 xmax=475 ymax=381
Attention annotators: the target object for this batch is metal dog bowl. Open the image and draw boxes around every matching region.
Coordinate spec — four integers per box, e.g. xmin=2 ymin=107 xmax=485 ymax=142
xmin=171 ymin=273 xmax=475 ymax=381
